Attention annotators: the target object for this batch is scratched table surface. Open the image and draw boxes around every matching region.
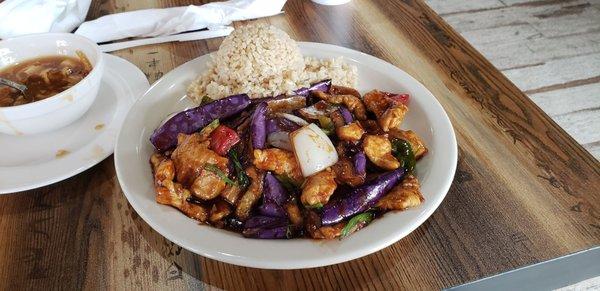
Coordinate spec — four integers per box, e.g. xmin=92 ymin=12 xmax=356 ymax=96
xmin=1 ymin=0 xmax=599 ymax=290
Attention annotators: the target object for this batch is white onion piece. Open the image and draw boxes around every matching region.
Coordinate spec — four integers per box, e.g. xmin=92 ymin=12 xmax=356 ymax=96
xmin=278 ymin=112 xmax=309 ymax=126
xmin=290 ymin=123 xmax=339 ymax=177
xmin=267 ymin=131 xmax=293 ymax=151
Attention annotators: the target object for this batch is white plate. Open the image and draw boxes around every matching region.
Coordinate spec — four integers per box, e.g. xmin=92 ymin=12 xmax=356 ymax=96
xmin=115 ymin=42 xmax=457 ymax=269
xmin=0 ymin=54 xmax=149 ymax=194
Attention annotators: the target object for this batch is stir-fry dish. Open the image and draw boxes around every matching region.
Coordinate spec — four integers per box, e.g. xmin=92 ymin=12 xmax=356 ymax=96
xmin=149 ymin=79 xmax=428 ymax=239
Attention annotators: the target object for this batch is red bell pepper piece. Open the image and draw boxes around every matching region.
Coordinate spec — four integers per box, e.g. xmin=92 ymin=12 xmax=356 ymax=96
xmin=210 ymin=125 xmax=240 ymax=156
xmin=384 ymin=92 xmax=410 ymax=105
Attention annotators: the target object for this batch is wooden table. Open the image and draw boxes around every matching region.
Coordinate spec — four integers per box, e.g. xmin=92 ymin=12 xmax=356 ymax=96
xmin=1 ymin=0 xmax=599 ymax=289
xmin=426 ymin=0 xmax=600 ymax=160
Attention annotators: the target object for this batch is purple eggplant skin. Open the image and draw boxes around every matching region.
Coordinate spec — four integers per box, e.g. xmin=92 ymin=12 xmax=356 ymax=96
xmin=278 ymin=117 xmax=300 ymax=131
xmin=258 ymin=172 xmax=289 ymax=217
xmin=150 ymin=94 xmax=251 ymax=151
xmin=258 ymin=202 xmax=288 ymax=218
xmin=243 ymin=174 xmax=291 ymax=226
xmin=243 ymin=225 xmax=290 ymax=239
xmin=321 ymin=167 xmax=407 ymax=225
xmin=266 ymin=117 xmax=301 ymax=135
xmin=265 ymin=118 xmax=279 ymax=135
xmin=243 ymin=215 xmax=290 ymax=239
xmin=309 ymin=79 xmax=332 ymax=93
xmin=339 ymin=140 xmax=362 ymax=158
xmin=353 ymin=151 xmax=367 ymax=175
xmin=244 ymin=215 xmax=288 ymax=229
xmin=263 ymin=172 xmax=288 ymax=205
xmin=339 ymin=106 xmax=354 ymax=124
xmin=295 ymin=79 xmax=332 ymax=96
xmin=293 ymin=88 xmax=309 ymax=97
xmin=250 ymin=102 xmax=268 ymax=149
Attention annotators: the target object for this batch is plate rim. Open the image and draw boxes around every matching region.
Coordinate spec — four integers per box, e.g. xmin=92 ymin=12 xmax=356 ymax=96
xmin=115 ymin=42 xmax=458 ymax=269
xmin=0 ymin=54 xmax=150 ymax=194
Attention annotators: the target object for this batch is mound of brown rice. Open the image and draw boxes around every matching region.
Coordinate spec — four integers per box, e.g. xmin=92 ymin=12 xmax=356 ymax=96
xmin=187 ymin=24 xmax=357 ymax=102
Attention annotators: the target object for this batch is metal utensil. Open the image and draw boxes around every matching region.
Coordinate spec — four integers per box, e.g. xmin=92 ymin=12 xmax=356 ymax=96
xmin=0 ymin=77 xmax=27 ymax=94
xmin=98 ymin=26 xmax=234 ymax=52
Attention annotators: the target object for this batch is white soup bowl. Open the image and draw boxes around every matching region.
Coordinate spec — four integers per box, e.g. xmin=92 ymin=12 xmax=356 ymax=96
xmin=0 ymin=33 xmax=104 ymax=135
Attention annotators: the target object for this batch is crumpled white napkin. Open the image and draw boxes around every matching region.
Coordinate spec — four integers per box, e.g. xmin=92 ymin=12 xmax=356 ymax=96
xmin=0 ymin=0 xmax=286 ymax=42
xmin=75 ymin=0 xmax=287 ymax=43
xmin=0 ymin=0 xmax=91 ymax=39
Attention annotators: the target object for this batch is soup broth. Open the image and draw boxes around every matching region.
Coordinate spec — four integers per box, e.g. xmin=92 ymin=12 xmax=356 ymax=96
xmin=0 ymin=52 xmax=92 ymax=107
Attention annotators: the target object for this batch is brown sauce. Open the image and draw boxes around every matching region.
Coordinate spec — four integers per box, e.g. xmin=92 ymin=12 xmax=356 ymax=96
xmin=0 ymin=52 xmax=92 ymax=107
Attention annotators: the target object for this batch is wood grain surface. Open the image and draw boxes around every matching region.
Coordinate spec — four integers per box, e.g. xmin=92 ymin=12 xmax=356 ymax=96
xmin=426 ymin=0 xmax=600 ymax=160
xmin=1 ymin=0 xmax=599 ymax=290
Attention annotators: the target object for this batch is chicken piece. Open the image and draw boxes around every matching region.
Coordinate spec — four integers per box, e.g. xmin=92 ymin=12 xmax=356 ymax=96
xmin=330 ymin=85 xmax=361 ymax=98
xmin=209 ymin=200 xmax=232 ymax=224
xmin=155 ymin=159 xmax=175 ymax=185
xmin=303 ymin=209 xmax=349 ymax=239
xmin=151 ymin=152 xmax=208 ymax=221
xmin=253 ymin=148 xmax=303 ymax=183
xmin=359 ymin=119 xmax=384 ymax=135
xmin=363 ymin=90 xmax=409 ymax=131
xmin=155 ymin=180 xmax=208 ymax=222
xmin=376 ymin=175 xmax=424 ymax=210
xmin=190 ymin=168 xmax=228 ymax=200
xmin=221 ymin=183 xmax=243 ymax=205
xmin=363 ymin=90 xmax=390 ymax=116
xmin=266 ymin=95 xmax=306 ymax=113
xmin=334 ymin=140 xmax=354 ymax=156
xmin=310 ymin=222 xmax=346 ymax=239
xmin=329 ymin=110 xmax=346 ymax=128
xmin=336 ymin=122 xmax=365 ymax=142
xmin=171 ymin=133 xmax=229 ymax=186
xmin=314 ymin=91 xmax=367 ymax=120
xmin=389 ymin=129 xmax=428 ymax=159
xmin=363 ymin=135 xmax=400 ymax=170
xmin=304 ymin=210 xmax=322 ymax=235
xmin=379 ymin=103 xmax=408 ymax=132
xmin=332 ymin=158 xmax=365 ymax=187
xmin=301 ymin=169 xmax=337 ymax=208
xmin=285 ymin=203 xmax=304 ymax=226
xmin=150 ymin=153 xmax=174 ymax=184
xmin=150 ymin=152 xmax=166 ymax=169
xmin=150 ymin=154 xmax=168 ymax=181
xmin=235 ymin=167 xmax=264 ymax=220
